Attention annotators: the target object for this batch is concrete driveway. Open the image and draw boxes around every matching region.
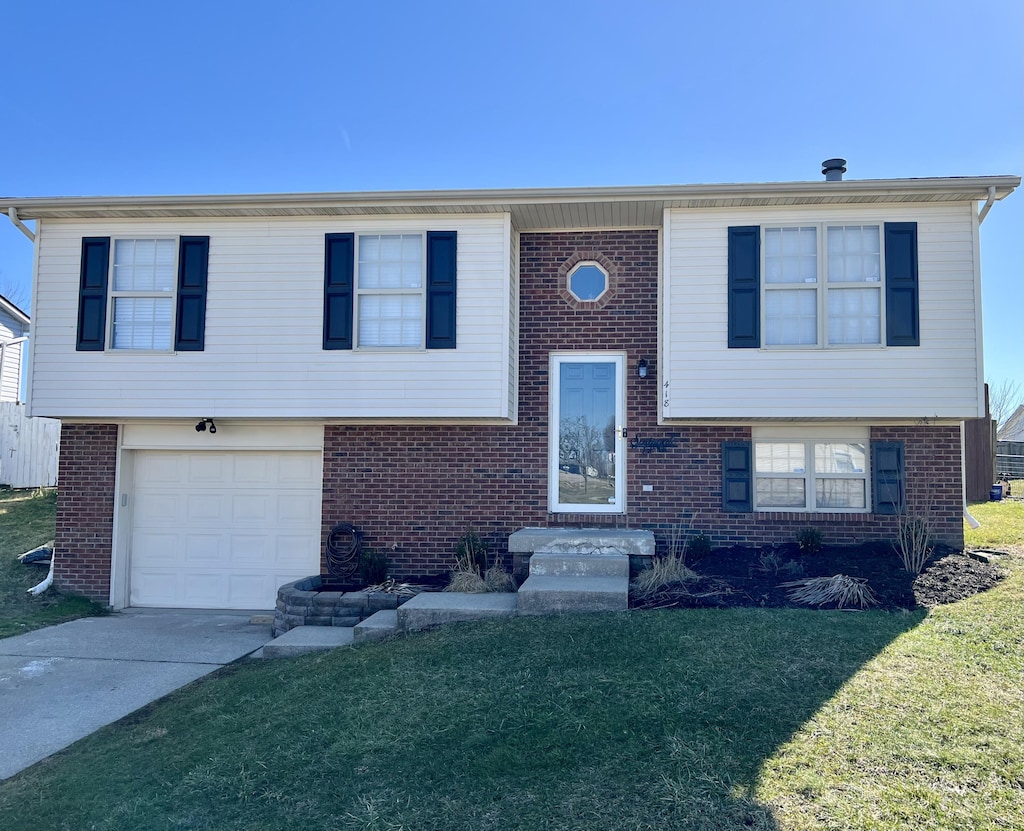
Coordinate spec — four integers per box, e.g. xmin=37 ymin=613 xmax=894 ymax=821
xmin=0 ymin=609 xmax=271 ymax=779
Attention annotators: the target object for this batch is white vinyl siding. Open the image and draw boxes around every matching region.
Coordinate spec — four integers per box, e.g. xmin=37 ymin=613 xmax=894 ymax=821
xmin=663 ymin=202 xmax=983 ymax=420
xmin=30 ymin=214 xmax=514 ymax=420
xmin=0 ymin=308 xmax=26 ymax=402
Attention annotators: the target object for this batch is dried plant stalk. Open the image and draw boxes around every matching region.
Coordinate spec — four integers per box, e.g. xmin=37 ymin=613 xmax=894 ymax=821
xmin=780 ymin=574 xmax=877 ymax=609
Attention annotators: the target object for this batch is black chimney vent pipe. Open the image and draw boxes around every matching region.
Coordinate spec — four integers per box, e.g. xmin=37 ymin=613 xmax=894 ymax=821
xmin=822 ymin=158 xmax=847 ymax=181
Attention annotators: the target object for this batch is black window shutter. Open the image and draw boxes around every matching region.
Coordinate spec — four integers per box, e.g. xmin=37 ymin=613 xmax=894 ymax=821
xmin=884 ymin=222 xmax=919 ymax=347
xmin=175 ymin=236 xmax=210 ymax=351
xmin=722 ymin=440 xmax=753 ymax=512
xmin=77 ymin=237 xmax=110 ymax=351
xmin=324 ymin=233 xmax=355 ymax=350
xmin=872 ymin=441 xmax=905 ymax=515
xmin=426 ymin=231 xmax=457 ymax=349
xmin=727 ymin=226 xmax=760 ymax=348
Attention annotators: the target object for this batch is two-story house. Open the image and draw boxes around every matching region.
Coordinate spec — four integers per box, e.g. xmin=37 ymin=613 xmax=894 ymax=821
xmin=2 ymin=167 xmax=1017 ymax=610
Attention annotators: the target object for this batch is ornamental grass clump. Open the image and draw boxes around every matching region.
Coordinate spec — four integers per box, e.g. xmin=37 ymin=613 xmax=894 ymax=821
xmin=631 ymin=552 xmax=696 ymax=600
xmin=780 ymin=574 xmax=877 ymax=609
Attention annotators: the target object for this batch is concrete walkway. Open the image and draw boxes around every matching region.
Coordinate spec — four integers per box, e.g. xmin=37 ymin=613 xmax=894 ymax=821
xmin=0 ymin=609 xmax=271 ymax=780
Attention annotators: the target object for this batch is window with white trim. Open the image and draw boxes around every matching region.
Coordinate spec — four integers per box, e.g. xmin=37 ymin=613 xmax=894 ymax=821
xmin=356 ymin=233 xmax=424 ymax=348
xmin=763 ymin=224 xmax=883 ymax=347
xmin=110 ymin=238 xmax=177 ymax=350
xmin=754 ymin=434 xmax=869 ymax=512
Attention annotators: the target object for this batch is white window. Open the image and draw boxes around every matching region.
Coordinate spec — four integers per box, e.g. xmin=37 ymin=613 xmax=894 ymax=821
xmin=567 ymin=262 xmax=609 ymax=302
xmin=356 ymin=234 xmax=424 ymax=348
xmin=763 ymin=224 xmax=883 ymax=348
xmin=754 ymin=430 xmax=869 ymax=512
xmin=110 ymin=239 xmax=176 ymax=350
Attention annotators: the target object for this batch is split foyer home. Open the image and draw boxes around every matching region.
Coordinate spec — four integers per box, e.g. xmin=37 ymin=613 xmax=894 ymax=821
xmin=2 ymin=166 xmax=1018 ymax=610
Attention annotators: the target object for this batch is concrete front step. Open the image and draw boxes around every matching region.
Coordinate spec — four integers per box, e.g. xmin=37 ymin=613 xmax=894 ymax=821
xmin=517 ymin=575 xmax=628 ymax=615
xmin=353 ymin=610 xmax=399 ymax=642
xmin=398 ymin=592 xmax=518 ymax=633
xmin=508 ymin=527 xmax=655 ymax=557
xmin=528 ymin=551 xmax=629 ymax=578
xmin=263 ymin=625 xmax=354 ymax=658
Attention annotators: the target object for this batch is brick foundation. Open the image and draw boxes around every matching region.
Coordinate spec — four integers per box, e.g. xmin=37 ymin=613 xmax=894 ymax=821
xmin=54 ymin=423 xmax=118 ymax=602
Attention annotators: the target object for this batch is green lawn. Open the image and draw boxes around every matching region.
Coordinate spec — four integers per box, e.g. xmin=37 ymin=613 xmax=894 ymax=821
xmin=0 ymin=488 xmax=106 ymax=638
xmin=0 ymin=498 xmax=1020 ymax=830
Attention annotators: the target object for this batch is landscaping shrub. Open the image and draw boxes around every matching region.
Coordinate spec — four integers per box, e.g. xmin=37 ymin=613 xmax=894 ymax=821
xmin=358 ymin=548 xmax=389 ymax=585
xmin=454 ymin=527 xmax=488 ymax=576
xmin=686 ymin=532 xmax=713 ymax=562
xmin=895 ymin=514 xmax=933 ymax=574
xmin=796 ymin=527 xmax=824 ymax=557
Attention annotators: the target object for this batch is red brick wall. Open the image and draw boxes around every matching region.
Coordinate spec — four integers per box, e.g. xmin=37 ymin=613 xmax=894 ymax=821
xmin=54 ymin=423 xmax=118 ymax=602
xmin=322 ymin=231 xmax=966 ymax=575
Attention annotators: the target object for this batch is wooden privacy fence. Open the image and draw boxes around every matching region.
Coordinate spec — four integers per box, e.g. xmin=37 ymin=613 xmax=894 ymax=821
xmin=0 ymin=403 xmax=60 ymax=488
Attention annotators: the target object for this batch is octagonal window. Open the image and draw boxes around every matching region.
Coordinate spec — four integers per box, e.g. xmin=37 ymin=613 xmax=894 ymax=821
xmin=568 ymin=262 xmax=609 ymax=302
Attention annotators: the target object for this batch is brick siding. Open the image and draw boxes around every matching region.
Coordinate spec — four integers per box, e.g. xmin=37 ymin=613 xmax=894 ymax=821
xmin=322 ymin=230 xmax=965 ymax=575
xmin=53 ymin=423 xmax=118 ymax=601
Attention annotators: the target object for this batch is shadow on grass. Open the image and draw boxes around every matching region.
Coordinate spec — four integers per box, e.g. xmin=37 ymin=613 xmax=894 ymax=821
xmin=0 ymin=605 xmax=926 ymax=831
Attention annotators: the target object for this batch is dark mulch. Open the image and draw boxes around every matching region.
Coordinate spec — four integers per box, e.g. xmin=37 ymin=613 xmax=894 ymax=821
xmin=631 ymin=543 xmax=1008 ymax=611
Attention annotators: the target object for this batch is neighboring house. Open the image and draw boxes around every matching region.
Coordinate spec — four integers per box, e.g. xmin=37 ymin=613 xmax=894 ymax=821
xmin=997 ymin=405 xmax=1024 ymax=442
xmin=1 ymin=168 xmax=1018 ymax=610
xmin=0 ymin=293 xmax=29 ymax=402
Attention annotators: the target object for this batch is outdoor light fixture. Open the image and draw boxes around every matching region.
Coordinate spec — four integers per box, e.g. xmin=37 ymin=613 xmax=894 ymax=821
xmin=195 ymin=418 xmax=217 ymax=434
xmin=637 ymin=359 xmax=649 ymax=379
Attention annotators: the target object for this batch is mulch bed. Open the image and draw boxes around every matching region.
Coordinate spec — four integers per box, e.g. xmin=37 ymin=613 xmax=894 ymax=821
xmin=631 ymin=543 xmax=1009 ymax=611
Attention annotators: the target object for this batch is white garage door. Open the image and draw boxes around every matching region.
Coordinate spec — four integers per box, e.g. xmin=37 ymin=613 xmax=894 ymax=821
xmin=129 ymin=451 xmax=322 ymax=609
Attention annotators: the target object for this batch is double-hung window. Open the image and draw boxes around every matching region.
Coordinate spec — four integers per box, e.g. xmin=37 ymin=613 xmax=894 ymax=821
xmin=763 ymin=224 xmax=882 ymax=348
xmin=322 ymin=230 xmax=457 ymax=351
xmin=356 ymin=234 xmax=424 ymax=348
xmin=753 ymin=430 xmax=869 ymax=512
xmin=110 ymin=238 xmax=177 ymax=350
xmin=76 ymin=235 xmax=209 ymax=353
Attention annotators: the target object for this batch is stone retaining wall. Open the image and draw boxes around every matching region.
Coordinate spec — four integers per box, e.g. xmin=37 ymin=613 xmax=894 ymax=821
xmin=274 ymin=576 xmax=413 ymax=637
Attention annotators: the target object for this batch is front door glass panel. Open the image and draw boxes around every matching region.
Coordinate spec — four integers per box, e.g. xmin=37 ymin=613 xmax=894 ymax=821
xmin=550 ymin=355 xmax=624 ymax=513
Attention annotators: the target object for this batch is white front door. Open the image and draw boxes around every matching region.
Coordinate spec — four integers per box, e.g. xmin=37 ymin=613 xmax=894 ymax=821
xmin=549 ymin=353 xmax=626 ymax=513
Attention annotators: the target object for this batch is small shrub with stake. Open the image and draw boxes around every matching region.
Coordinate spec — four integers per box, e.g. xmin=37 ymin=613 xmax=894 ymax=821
xmin=895 ymin=513 xmax=933 ymax=574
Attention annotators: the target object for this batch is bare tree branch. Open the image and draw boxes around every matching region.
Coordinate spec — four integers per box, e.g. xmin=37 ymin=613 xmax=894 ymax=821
xmin=988 ymin=379 xmax=1024 ymax=429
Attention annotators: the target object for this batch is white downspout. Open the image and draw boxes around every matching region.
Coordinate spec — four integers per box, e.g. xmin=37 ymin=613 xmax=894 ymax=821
xmin=962 ymin=422 xmax=981 ymax=530
xmin=6 ymin=207 xmax=35 ymax=242
xmin=977 ymin=186 xmax=997 ymax=225
xmin=28 ymin=557 xmax=55 ymax=595
xmin=964 ymin=185 xmax=1001 ymax=529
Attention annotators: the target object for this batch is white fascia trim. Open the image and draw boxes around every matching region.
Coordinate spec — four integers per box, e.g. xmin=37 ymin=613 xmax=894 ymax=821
xmin=2 ymin=176 xmax=1019 ymax=218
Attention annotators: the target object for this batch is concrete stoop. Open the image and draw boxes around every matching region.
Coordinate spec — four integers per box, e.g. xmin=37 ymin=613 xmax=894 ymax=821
xmin=264 ymin=539 xmax=636 ymax=655
xmin=353 ymin=610 xmax=399 ymax=642
xmin=517 ymin=550 xmax=630 ymax=615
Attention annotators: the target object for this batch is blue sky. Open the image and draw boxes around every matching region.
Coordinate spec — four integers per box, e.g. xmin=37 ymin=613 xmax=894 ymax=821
xmin=1 ymin=0 xmax=1021 ymax=390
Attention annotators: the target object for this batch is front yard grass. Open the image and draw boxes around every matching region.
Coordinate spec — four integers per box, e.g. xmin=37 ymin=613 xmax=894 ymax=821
xmin=0 ymin=496 xmax=1020 ymax=829
xmin=0 ymin=488 xmax=106 ymax=638
xmin=2 ymin=551 xmax=1022 ymax=830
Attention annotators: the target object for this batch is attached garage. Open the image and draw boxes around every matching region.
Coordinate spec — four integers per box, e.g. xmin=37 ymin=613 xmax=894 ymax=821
xmin=125 ymin=444 xmax=322 ymax=610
